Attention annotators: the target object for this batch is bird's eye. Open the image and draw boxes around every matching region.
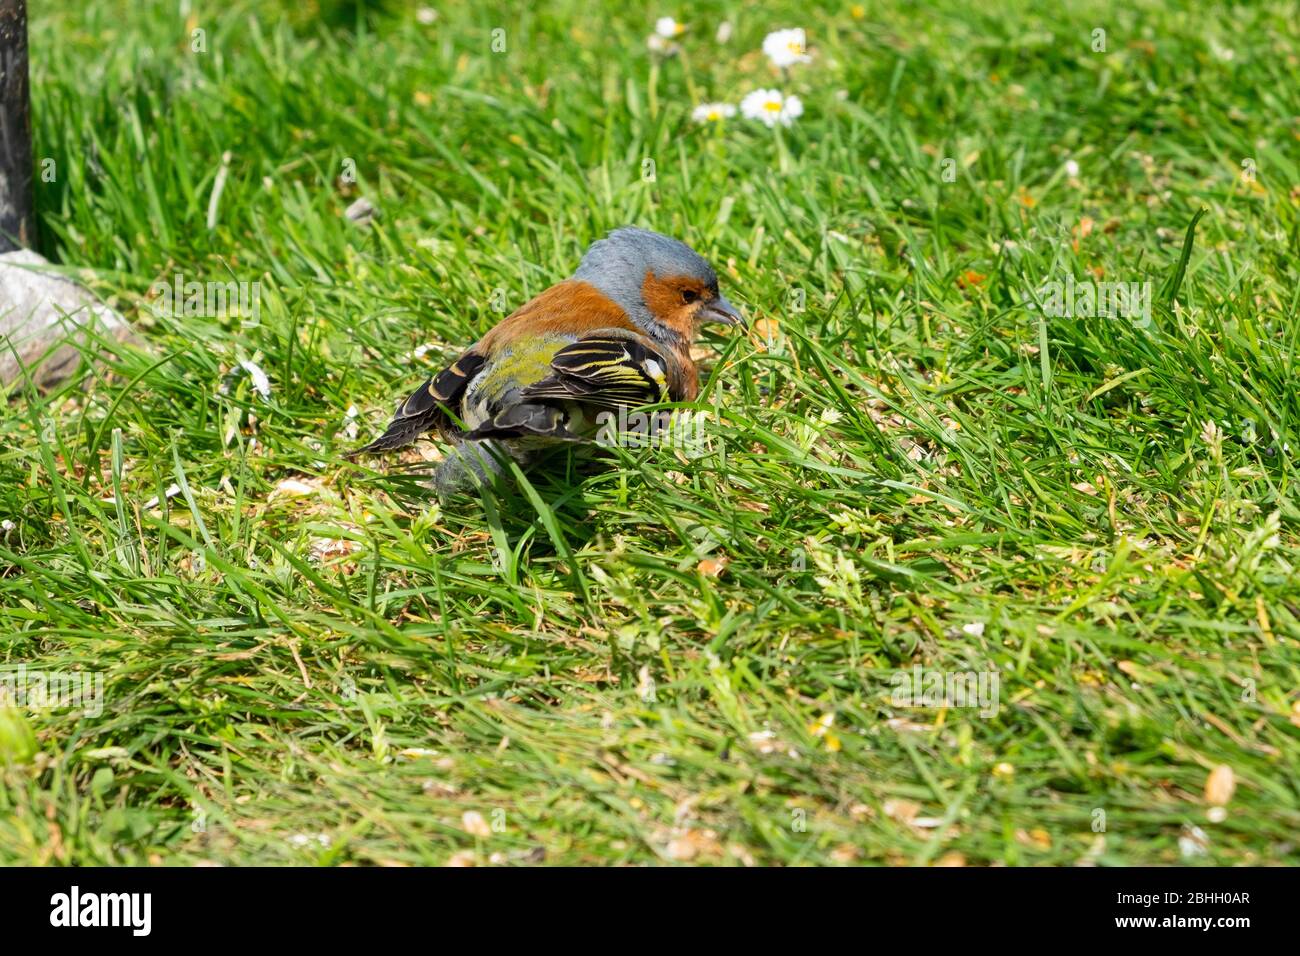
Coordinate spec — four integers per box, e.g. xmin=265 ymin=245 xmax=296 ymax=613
xmin=681 ymin=289 xmax=700 ymax=304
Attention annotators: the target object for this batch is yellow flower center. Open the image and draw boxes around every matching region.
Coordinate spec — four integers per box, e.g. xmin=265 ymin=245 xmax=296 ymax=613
xmin=763 ymin=99 xmax=782 ymax=112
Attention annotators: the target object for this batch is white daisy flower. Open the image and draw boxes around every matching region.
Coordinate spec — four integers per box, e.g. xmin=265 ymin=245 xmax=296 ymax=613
xmin=655 ymin=17 xmax=684 ymax=39
xmin=239 ymin=359 xmax=271 ymax=400
xmin=715 ymin=21 xmax=733 ymax=43
xmin=1064 ymin=159 xmax=1080 ymax=177
xmin=416 ymin=7 xmax=437 ymax=25
xmin=691 ymin=102 xmax=736 ymax=123
xmin=762 ymin=28 xmax=810 ymax=68
xmin=740 ymin=89 xmax=803 ymax=127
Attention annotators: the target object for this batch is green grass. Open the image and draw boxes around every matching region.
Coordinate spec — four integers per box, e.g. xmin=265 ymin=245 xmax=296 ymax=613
xmin=2 ymin=0 xmax=1298 ymax=865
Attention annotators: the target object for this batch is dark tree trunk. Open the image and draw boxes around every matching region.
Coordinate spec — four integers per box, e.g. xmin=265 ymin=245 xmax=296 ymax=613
xmin=0 ymin=0 xmax=34 ymax=252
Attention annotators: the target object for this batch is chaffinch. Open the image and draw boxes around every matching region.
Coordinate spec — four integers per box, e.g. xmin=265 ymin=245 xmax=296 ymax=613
xmin=355 ymin=226 xmax=744 ymax=494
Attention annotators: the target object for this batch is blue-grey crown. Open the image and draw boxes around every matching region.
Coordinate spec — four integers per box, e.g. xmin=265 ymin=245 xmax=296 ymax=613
xmin=572 ymin=227 xmax=718 ymax=337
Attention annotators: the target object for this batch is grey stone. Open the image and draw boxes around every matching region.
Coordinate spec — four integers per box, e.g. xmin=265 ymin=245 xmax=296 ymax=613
xmin=0 ymin=248 xmax=130 ymax=388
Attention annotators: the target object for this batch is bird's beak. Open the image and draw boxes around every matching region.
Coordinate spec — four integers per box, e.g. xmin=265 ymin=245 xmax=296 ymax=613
xmin=700 ymin=295 xmax=746 ymax=328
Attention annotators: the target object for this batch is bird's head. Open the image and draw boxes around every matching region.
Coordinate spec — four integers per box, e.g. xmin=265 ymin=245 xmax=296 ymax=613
xmin=573 ymin=227 xmax=745 ymax=346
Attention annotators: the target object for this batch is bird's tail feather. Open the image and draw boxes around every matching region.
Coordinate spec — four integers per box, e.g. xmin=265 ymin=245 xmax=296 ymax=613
xmin=347 ymin=419 xmax=429 ymax=458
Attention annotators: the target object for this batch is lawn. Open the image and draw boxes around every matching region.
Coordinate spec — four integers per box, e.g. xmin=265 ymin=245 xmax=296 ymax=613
xmin=1 ymin=0 xmax=1298 ymax=866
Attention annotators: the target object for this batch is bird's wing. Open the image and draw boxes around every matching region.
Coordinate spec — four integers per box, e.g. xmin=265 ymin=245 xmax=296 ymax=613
xmin=517 ymin=331 xmax=678 ymax=410
xmin=351 ymin=350 xmax=486 ymax=455
xmin=353 ymin=280 xmax=684 ymax=454
xmin=462 ymin=332 xmax=682 ymax=442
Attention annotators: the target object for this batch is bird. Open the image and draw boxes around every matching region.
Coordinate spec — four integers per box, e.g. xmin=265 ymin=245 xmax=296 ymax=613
xmin=353 ymin=226 xmax=745 ymax=495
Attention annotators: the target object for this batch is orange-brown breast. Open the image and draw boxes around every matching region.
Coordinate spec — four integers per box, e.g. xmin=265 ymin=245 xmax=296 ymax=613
xmin=478 ymin=280 xmax=640 ymax=353
xmin=640 ymin=272 xmax=703 ymax=400
xmin=676 ymin=360 xmax=700 ymax=402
